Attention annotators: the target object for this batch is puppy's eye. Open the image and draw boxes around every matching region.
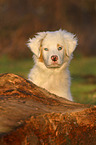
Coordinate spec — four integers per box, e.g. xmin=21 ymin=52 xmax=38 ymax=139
xmin=44 ymin=48 xmax=49 ymax=51
xmin=58 ymin=47 xmax=62 ymax=51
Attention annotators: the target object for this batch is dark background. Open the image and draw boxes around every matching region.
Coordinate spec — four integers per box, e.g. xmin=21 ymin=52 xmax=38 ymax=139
xmin=0 ymin=0 xmax=96 ymax=58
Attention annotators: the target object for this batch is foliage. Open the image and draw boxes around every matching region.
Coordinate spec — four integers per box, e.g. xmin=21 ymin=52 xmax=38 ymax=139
xmin=0 ymin=0 xmax=96 ymax=58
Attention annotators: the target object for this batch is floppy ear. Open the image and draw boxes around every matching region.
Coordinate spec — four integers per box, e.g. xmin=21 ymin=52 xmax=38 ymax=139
xmin=62 ymin=30 xmax=78 ymax=56
xmin=27 ymin=32 xmax=46 ymax=57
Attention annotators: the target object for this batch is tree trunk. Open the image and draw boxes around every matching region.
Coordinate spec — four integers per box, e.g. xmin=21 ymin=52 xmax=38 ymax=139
xmin=0 ymin=73 xmax=96 ymax=145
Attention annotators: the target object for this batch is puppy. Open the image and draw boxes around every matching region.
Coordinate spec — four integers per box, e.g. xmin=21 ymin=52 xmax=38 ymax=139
xmin=27 ymin=29 xmax=77 ymax=101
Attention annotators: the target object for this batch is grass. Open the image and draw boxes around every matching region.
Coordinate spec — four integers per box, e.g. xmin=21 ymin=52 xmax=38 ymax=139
xmin=0 ymin=55 xmax=34 ymax=77
xmin=0 ymin=55 xmax=96 ymax=105
xmin=69 ymin=56 xmax=96 ymax=104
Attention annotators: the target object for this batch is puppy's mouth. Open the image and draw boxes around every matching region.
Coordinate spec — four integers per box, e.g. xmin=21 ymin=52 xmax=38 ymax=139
xmin=43 ymin=57 xmax=64 ymax=68
xmin=46 ymin=62 xmax=62 ymax=68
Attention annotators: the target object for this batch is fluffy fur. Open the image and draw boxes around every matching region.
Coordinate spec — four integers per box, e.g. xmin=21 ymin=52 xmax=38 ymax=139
xmin=27 ymin=29 xmax=77 ymax=101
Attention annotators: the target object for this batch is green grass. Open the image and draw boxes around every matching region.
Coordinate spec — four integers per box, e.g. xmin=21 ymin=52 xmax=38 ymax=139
xmin=70 ymin=56 xmax=96 ymax=76
xmin=70 ymin=56 xmax=96 ymax=104
xmin=0 ymin=56 xmax=33 ymax=77
xmin=0 ymin=55 xmax=96 ymax=105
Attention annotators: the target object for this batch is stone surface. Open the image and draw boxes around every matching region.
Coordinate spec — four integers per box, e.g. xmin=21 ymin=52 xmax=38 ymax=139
xmin=0 ymin=73 xmax=96 ymax=145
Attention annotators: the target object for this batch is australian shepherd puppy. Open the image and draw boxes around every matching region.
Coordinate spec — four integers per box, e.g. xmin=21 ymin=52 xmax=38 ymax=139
xmin=27 ymin=29 xmax=77 ymax=101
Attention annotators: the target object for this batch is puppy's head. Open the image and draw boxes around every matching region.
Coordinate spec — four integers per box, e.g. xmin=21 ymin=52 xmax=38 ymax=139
xmin=27 ymin=29 xmax=77 ymax=68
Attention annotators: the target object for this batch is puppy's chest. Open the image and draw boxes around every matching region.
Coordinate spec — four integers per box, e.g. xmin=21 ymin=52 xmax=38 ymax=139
xmin=38 ymin=72 xmax=65 ymax=90
xmin=31 ymin=66 xmax=69 ymax=91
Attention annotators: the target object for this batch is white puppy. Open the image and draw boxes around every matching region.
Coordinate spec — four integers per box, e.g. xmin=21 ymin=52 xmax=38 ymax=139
xmin=27 ymin=29 xmax=77 ymax=101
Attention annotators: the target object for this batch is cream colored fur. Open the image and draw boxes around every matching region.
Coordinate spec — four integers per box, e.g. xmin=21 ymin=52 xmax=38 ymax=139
xmin=27 ymin=29 xmax=77 ymax=101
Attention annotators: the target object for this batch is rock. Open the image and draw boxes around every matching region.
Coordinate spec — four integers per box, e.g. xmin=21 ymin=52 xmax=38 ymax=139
xmin=0 ymin=73 xmax=96 ymax=145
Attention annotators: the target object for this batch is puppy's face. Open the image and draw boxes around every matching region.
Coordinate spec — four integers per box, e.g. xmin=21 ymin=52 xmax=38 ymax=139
xmin=42 ymin=34 xmax=65 ymax=68
xmin=28 ymin=30 xmax=77 ymax=68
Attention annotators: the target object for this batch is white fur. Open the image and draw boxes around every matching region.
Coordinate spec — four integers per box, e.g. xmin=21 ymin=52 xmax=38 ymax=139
xmin=27 ymin=29 xmax=77 ymax=101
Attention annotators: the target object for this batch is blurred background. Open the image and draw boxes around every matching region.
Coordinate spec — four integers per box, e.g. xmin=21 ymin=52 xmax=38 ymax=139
xmin=0 ymin=0 xmax=96 ymax=104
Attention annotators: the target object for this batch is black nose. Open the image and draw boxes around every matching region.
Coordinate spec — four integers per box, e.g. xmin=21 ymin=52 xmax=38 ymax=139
xmin=51 ymin=55 xmax=58 ymax=61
